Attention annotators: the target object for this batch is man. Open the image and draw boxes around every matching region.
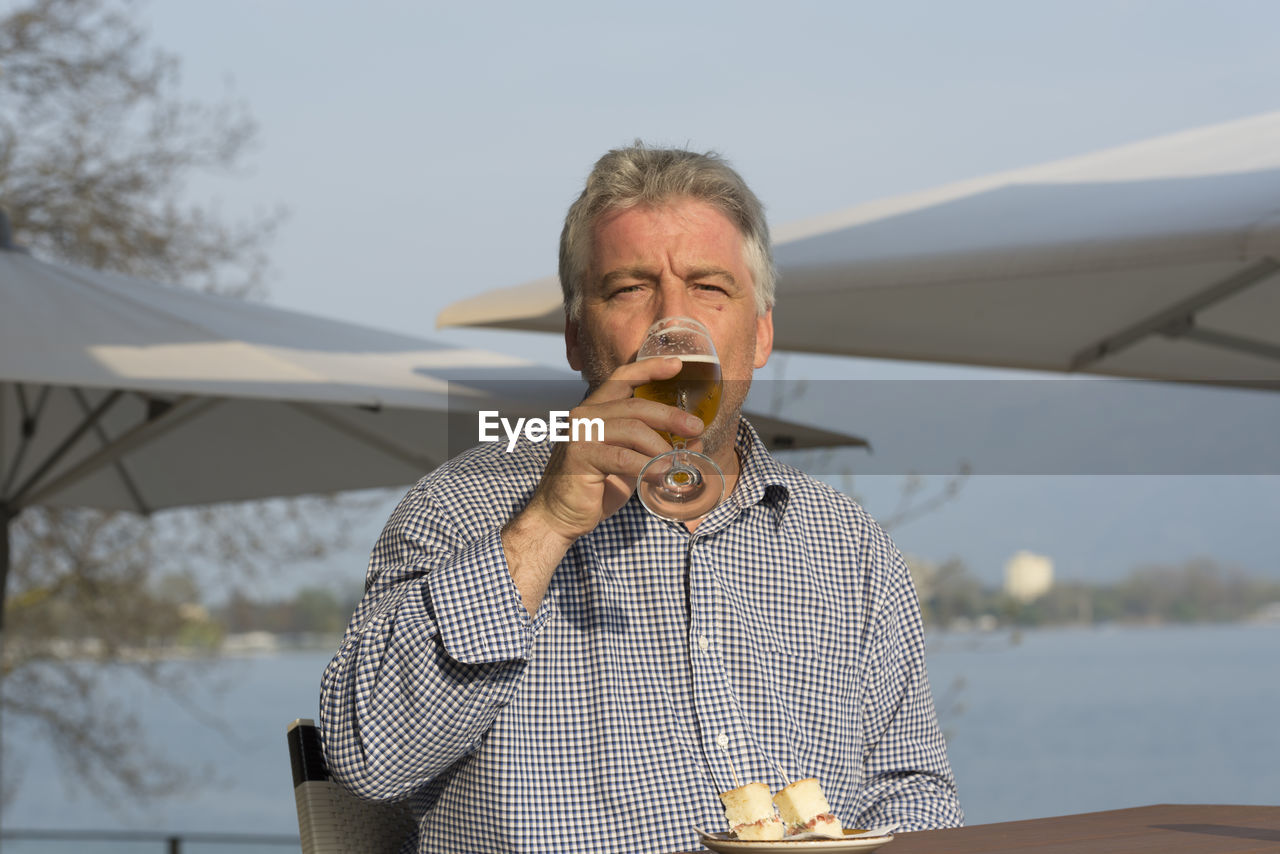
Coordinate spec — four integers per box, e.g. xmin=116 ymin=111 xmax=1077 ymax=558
xmin=321 ymin=143 xmax=963 ymax=853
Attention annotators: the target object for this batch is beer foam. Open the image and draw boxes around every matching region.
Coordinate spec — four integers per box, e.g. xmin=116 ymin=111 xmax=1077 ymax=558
xmin=636 ymin=353 xmax=720 ymax=364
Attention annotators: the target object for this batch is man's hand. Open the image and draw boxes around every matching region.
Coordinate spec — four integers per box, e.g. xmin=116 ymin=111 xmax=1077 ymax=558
xmin=501 ymin=356 xmax=704 ymax=614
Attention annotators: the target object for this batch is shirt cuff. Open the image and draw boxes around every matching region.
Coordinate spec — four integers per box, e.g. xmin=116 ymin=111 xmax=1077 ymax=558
xmin=426 ymin=527 xmax=533 ymax=665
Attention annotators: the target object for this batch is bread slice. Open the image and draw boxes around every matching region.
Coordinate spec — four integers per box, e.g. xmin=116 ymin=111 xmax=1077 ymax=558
xmin=719 ymin=782 xmax=785 ymax=840
xmin=772 ymin=778 xmax=844 ymax=838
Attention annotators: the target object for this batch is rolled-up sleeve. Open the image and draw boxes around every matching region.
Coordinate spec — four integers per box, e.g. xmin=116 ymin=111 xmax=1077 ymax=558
xmin=319 ymin=486 xmax=535 ymax=801
xmin=855 ymin=545 xmax=964 ymax=831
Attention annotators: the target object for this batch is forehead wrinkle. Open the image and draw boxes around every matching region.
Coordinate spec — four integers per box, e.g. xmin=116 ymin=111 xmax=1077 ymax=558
xmin=589 ymin=200 xmax=751 ymax=293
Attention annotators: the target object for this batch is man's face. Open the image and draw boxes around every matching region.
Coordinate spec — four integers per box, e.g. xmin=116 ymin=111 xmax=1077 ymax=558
xmin=566 ymin=197 xmax=773 ymax=455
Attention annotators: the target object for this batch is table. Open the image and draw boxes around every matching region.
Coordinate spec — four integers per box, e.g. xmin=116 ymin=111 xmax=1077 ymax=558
xmin=882 ymin=805 xmax=1279 ymax=854
xmin=679 ymin=805 xmax=1280 ymax=853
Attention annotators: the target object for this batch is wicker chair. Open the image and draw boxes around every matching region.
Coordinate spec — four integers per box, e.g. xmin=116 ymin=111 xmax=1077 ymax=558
xmin=287 ymin=718 xmax=418 ymax=854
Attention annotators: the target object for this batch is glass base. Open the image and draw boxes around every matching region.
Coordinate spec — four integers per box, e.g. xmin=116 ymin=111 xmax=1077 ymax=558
xmin=637 ymin=448 xmax=725 ymax=522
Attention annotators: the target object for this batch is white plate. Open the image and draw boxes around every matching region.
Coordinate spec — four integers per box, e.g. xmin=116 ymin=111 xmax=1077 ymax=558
xmin=694 ymin=828 xmax=894 ymax=854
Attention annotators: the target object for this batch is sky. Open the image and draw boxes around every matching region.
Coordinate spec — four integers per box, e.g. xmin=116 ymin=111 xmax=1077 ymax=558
xmin=135 ymin=0 xmax=1280 ymax=587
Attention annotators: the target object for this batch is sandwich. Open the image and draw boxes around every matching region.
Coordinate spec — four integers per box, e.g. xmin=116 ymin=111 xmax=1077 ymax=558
xmin=773 ymin=778 xmax=844 ymax=838
xmin=718 ymin=782 xmax=785 ymax=840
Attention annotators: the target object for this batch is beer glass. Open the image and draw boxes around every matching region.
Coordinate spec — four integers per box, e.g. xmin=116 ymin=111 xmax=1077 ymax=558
xmin=634 ymin=317 xmax=726 ymax=522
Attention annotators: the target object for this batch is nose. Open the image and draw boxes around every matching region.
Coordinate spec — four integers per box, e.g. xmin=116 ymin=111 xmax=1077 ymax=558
xmin=654 ymin=276 xmax=693 ymax=321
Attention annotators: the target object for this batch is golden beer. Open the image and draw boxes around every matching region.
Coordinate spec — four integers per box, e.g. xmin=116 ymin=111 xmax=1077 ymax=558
xmin=634 ymin=354 xmax=722 ymax=444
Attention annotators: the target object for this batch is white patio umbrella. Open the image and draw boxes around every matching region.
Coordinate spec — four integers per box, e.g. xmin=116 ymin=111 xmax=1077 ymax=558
xmin=1 ymin=234 xmax=863 ymax=624
xmin=437 ymin=111 xmax=1280 ymax=389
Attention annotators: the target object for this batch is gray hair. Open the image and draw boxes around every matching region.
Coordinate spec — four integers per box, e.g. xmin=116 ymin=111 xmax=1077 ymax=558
xmin=558 ymin=142 xmax=776 ymax=321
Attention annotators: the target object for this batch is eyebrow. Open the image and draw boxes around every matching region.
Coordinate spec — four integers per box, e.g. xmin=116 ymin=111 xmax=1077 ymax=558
xmin=600 ymin=267 xmax=658 ymax=288
xmin=598 ymin=266 xmax=738 ymax=288
xmin=686 ymin=267 xmax=738 ymax=286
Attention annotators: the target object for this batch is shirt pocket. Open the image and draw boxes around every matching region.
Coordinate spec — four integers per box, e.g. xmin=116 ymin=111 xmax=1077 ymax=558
xmin=760 ymin=642 xmax=863 ymax=809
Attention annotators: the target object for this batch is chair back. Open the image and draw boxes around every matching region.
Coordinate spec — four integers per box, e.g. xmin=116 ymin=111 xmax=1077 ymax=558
xmin=287 ymin=718 xmax=418 ymax=854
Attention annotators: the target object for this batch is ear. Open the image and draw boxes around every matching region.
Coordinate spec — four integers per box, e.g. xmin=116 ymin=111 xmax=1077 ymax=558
xmin=566 ymin=314 xmax=584 ymax=371
xmin=753 ymin=308 xmax=774 ymax=369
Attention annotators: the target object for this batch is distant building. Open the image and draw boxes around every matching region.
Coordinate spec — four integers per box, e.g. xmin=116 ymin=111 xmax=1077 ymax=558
xmin=222 ymin=631 xmax=281 ymax=656
xmin=1004 ymin=551 xmax=1054 ymax=603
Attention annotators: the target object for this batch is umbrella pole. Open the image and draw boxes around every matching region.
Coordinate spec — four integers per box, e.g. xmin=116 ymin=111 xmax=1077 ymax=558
xmin=1 ymin=505 xmax=9 ymax=838
xmin=0 ymin=503 xmax=9 ymax=635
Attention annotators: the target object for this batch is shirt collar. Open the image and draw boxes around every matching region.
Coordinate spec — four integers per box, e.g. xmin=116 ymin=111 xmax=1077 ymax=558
xmin=728 ymin=417 xmax=793 ymax=525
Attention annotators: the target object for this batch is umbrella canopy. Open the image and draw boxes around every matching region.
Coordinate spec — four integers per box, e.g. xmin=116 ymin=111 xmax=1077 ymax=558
xmin=437 ymin=111 xmax=1280 ymax=388
xmin=1 ymin=244 xmax=524 ymax=514
xmin=2 ymin=240 xmax=865 ymax=622
xmin=1 ymin=245 xmax=860 ymax=511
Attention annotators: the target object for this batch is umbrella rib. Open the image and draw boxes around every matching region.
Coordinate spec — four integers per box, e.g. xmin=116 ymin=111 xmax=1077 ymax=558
xmin=6 ymin=389 xmax=126 ymax=508
xmin=285 ymin=402 xmax=437 ymax=472
xmin=70 ymin=388 xmax=152 ymax=516
xmin=1 ymin=384 xmax=52 ymax=499
xmin=1173 ymin=326 xmax=1280 ymax=365
xmin=1068 ymin=257 xmax=1280 ymax=371
xmin=15 ymin=396 xmax=217 ymax=510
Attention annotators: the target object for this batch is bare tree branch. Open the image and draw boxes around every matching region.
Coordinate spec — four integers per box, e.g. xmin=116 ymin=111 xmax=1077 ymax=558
xmin=0 ymin=0 xmax=364 ymax=812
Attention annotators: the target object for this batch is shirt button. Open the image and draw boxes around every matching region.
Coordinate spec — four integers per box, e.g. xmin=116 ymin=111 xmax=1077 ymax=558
xmin=697 ymin=635 xmax=710 ymax=652
xmin=716 ymin=732 xmax=730 ymax=749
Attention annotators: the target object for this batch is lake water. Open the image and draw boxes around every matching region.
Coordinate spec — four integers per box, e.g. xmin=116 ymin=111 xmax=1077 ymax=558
xmin=926 ymin=622 xmax=1279 ymax=823
xmin=3 ymin=622 xmax=1277 ymax=851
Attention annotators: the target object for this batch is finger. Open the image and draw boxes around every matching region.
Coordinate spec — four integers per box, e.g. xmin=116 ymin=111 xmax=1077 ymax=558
xmin=552 ymin=415 xmax=675 ymax=471
xmin=572 ymin=398 xmax=705 ymax=446
xmin=586 ymin=356 xmax=684 ymax=404
xmin=539 ymin=445 xmax=654 ymax=522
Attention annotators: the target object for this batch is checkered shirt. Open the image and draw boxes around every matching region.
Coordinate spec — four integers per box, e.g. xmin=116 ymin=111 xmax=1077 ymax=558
xmin=320 ymin=418 xmax=962 ymax=853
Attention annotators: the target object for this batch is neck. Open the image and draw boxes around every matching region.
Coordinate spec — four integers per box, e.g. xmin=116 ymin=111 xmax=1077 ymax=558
xmin=682 ymin=432 xmax=742 ymax=534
